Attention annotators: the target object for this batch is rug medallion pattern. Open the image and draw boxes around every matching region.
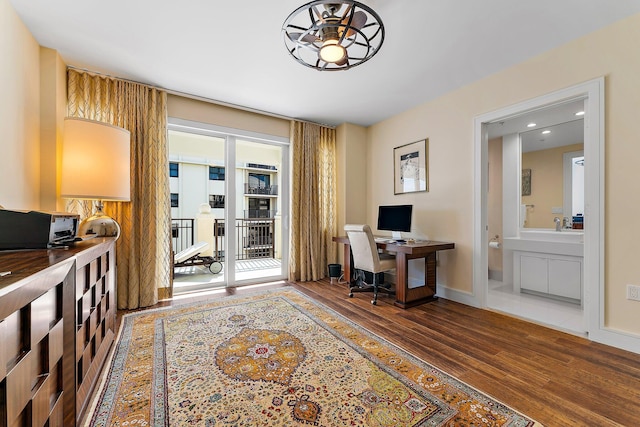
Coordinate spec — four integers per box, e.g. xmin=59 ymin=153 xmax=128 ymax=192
xmin=88 ymin=288 xmax=541 ymax=426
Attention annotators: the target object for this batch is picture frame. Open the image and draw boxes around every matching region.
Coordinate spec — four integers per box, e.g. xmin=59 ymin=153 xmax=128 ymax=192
xmin=394 ymin=139 xmax=428 ymax=194
xmin=522 ymin=168 xmax=531 ymax=196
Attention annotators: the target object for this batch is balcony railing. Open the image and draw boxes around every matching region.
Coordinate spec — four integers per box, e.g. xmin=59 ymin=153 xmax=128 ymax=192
xmin=244 ymin=183 xmax=278 ymax=195
xmin=172 ymin=217 xmax=275 ymax=261
xmin=171 ymin=218 xmax=195 ymax=253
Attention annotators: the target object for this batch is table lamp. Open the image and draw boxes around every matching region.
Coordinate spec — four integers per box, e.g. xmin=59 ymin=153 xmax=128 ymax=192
xmin=61 ymin=117 xmax=131 ymax=238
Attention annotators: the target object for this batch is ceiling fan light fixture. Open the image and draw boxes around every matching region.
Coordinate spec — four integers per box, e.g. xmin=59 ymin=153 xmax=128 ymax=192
xmin=319 ymin=39 xmax=347 ymax=63
xmin=282 ymin=0 xmax=385 ymax=71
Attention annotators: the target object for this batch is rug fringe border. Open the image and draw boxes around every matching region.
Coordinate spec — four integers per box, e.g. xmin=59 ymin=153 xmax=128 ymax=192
xmin=81 ymin=314 xmax=128 ymax=426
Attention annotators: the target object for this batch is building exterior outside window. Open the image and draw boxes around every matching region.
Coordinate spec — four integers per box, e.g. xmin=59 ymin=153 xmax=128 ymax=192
xmin=169 ymin=162 xmax=179 ymax=177
xmin=249 ymin=173 xmax=269 ymax=188
xmin=248 ymin=197 xmax=272 ymax=218
xmin=209 ymin=194 xmax=225 ymax=209
xmin=209 ymin=166 xmax=225 ymax=181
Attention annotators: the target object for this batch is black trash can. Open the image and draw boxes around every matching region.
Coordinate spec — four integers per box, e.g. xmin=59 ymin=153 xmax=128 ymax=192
xmin=327 ymin=263 xmax=342 ymax=284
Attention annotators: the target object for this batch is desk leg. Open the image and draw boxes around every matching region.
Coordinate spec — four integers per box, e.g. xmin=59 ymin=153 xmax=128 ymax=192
xmin=394 ymin=252 xmax=408 ymax=306
xmin=394 ymin=252 xmax=438 ymax=309
xmin=425 ymin=252 xmax=437 ymax=297
xmin=342 ymin=243 xmax=352 ymax=285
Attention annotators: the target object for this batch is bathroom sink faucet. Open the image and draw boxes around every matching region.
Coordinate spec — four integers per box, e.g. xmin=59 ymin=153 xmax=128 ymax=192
xmin=554 ymin=217 xmax=561 ymax=232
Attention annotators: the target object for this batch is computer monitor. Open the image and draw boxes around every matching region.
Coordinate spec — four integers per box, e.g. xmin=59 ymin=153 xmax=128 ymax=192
xmin=377 ymin=205 xmax=412 ymax=240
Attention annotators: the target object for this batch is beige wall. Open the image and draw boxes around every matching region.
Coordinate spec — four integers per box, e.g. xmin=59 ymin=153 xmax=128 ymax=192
xmin=522 ymin=143 xmax=583 ymax=229
xmin=167 ymin=94 xmax=290 ymax=139
xmin=487 ymin=137 xmax=503 ymax=274
xmin=335 ymin=123 xmax=367 ymax=266
xmin=1 ymin=0 xmax=41 ymax=209
xmin=365 ymin=13 xmax=640 ymax=334
xmin=39 ymin=48 xmax=68 ymax=211
xmin=367 ymin=99 xmax=471 ymax=293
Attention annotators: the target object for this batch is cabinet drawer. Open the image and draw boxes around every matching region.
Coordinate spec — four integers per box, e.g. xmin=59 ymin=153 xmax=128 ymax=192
xmin=549 ymin=258 xmax=582 ymax=300
xmin=520 ymin=254 xmax=548 ymax=293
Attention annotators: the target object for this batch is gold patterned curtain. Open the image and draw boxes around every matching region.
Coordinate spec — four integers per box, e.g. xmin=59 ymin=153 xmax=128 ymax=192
xmin=289 ymin=121 xmax=337 ymax=281
xmin=66 ymin=69 xmax=171 ymax=309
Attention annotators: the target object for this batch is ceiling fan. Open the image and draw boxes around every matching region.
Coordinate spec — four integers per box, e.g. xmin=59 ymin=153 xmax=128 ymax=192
xmin=282 ymin=1 xmax=385 ymax=71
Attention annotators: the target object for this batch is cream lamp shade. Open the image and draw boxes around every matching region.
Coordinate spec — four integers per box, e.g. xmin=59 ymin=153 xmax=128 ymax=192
xmin=61 ymin=117 xmax=131 ymax=238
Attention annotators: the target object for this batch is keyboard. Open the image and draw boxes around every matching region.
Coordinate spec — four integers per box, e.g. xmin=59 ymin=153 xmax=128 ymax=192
xmin=374 ymin=237 xmax=395 ymax=243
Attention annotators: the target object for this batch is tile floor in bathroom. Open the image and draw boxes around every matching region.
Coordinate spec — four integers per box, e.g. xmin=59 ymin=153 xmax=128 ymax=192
xmin=488 ymin=279 xmax=586 ymax=336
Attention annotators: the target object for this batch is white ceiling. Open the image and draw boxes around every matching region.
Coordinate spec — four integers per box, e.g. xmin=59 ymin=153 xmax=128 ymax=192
xmin=10 ymin=0 xmax=640 ymax=127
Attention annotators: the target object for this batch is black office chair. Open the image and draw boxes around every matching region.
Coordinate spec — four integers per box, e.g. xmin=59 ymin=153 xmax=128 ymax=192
xmin=344 ymin=224 xmax=396 ymax=305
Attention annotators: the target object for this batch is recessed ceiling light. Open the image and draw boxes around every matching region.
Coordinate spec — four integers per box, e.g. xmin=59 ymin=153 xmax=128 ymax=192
xmin=575 ymin=111 xmax=585 ymax=116
xmin=542 ymin=130 xmax=551 ymax=135
xmin=527 ymin=123 xmax=537 ymax=128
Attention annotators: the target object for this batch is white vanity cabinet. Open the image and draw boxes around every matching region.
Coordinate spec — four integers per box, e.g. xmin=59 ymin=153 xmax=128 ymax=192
xmin=514 ymin=251 xmax=582 ymax=302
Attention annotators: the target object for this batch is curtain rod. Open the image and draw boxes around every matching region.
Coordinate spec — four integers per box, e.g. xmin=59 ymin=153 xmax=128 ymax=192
xmin=67 ymin=66 xmax=335 ymax=129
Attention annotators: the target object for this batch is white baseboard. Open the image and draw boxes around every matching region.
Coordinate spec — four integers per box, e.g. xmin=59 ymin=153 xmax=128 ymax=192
xmin=589 ymin=327 xmax=640 ymax=355
xmin=401 ymin=275 xmax=481 ymax=308
xmin=434 ymin=284 xmax=481 ymax=308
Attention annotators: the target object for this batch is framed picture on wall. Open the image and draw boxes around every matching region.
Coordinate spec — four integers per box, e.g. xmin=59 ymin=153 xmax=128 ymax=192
xmin=394 ymin=139 xmax=428 ymax=194
xmin=522 ymin=168 xmax=532 ymax=196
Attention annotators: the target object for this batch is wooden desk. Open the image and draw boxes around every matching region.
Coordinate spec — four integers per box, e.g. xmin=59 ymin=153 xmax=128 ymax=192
xmin=333 ymin=236 xmax=455 ymax=308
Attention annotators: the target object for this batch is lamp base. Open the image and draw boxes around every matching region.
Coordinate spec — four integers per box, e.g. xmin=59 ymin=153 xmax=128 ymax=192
xmin=79 ymin=204 xmax=121 ymax=239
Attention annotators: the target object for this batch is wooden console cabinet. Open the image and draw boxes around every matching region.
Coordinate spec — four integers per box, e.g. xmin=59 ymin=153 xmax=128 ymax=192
xmin=73 ymin=240 xmax=116 ymax=423
xmin=0 ymin=238 xmax=116 ymax=426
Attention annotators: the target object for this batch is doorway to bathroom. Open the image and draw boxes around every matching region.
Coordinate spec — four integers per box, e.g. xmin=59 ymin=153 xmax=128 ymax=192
xmin=473 ymin=79 xmax=604 ymax=337
xmin=486 ymin=100 xmax=586 ymax=334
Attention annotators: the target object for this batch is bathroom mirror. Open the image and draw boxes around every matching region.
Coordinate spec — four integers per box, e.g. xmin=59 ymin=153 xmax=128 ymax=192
xmin=487 ymin=98 xmax=586 ymax=231
xmin=521 ymin=119 xmax=584 ymax=229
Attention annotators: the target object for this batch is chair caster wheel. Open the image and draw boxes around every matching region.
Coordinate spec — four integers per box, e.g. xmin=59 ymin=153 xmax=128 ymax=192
xmin=371 ymin=300 xmax=377 ymax=305
xmin=349 ymin=293 xmax=353 ymax=298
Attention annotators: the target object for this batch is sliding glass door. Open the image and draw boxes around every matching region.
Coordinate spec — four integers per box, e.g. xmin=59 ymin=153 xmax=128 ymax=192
xmin=168 ymin=120 xmax=289 ymax=293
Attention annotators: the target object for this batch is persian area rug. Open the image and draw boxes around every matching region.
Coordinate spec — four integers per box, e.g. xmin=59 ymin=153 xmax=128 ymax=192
xmin=87 ymin=288 xmax=542 ymax=426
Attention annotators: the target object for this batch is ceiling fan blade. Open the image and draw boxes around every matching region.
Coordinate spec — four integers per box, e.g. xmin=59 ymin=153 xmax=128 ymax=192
xmin=351 ymin=11 xmax=367 ymax=29
xmin=344 ymin=11 xmax=367 ymax=37
xmin=288 ymin=32 xmax=319 ymax=44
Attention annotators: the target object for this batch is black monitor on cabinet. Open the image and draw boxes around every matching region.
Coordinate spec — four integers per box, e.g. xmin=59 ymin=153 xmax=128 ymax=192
xmin=377 ymin=204 xmax=412 ymax=240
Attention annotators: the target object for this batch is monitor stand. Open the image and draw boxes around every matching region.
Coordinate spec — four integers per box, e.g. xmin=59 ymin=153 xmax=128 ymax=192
xmin=391 ymin=231 xmax=402 ymax=240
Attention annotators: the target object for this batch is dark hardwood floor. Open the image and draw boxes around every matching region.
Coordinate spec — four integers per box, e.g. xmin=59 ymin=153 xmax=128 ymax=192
xmin=117 ymin=279 xmax=640 ymax=426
